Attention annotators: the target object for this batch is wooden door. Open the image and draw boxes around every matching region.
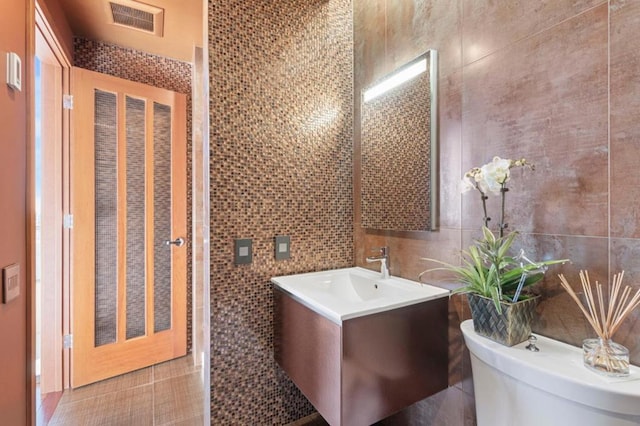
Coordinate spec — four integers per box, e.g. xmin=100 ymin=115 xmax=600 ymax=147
xmin=70 ymin=67 xmax=187 ymax=388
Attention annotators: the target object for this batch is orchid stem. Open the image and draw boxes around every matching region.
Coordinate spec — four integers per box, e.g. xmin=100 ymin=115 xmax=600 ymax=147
xmin=481 ymin=192 xmax=490 ymax=228
xmin=499 ymin=184 xmax=508 ymax=238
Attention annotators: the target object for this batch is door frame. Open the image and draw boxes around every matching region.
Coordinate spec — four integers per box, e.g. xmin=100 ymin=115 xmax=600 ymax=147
xmin=34 ymin=2 xmax=72 ymax=394
xmin=27 ymin=0 xmax=72 ymax=423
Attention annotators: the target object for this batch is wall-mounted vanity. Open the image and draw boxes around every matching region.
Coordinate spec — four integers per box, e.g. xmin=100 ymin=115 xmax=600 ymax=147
xmin=272 ymin=268 xmax=448 ymax=425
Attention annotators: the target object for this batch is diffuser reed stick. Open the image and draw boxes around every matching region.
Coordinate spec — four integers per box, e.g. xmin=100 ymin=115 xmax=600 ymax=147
xmin=558 ymin=271 xmax=640 ymax=375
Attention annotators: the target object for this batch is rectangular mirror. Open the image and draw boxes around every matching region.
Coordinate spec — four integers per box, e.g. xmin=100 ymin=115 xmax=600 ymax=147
xmin=360 ymin=50 xmax=438 ymax=231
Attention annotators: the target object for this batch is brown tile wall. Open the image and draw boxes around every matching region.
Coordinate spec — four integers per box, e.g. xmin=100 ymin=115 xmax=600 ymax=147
xmin=73 ymin=38 xmax=194 ymax=354
xmin=355 ymin=1 xmax=640 ymax=425
xmin=207 ymin=0 xmax=354 ymax=423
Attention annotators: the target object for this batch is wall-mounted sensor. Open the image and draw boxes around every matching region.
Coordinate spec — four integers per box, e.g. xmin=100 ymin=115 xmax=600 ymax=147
xmin=234 ymin=238 xmax=253 ymax=265
xmin=274 ymin=235 xmax=291 ymax=260
xmin=6 ymin=52 xmax=22 ymax=91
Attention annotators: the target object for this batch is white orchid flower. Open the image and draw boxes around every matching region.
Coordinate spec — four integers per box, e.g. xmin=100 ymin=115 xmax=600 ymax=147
xmin=461 ymin=167 xmax=484 ymax=194
xmin=480 ymin=156 xmax=511 ymax=195
xmin=461 ymin=175 xmax=476 ymax=193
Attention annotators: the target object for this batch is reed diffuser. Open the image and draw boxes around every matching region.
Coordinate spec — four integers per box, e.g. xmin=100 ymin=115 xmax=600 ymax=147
xmin=558 ymin=271 xmax=640 ymax=377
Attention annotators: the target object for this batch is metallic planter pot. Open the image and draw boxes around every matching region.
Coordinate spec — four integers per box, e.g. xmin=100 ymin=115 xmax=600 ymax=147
xmin=467 ymin=293 xmax=539 ymax=346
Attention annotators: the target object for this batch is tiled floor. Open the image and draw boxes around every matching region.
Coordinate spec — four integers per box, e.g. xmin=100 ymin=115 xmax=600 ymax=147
xmin=47 ymin=356 xmax=205 ymax=426
xmin=36 ymin=385 xmax=63 ymax=426
xmin=286 ymin=413 xmax=329 ymax=426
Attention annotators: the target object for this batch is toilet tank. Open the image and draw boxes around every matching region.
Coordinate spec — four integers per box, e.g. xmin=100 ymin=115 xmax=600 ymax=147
xmin=461 ymin=320 xmax=640 ymax=426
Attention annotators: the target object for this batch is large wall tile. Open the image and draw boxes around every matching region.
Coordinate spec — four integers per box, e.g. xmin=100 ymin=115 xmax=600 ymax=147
xmin=513 ymin=234 xmax=609 ymax=346
xmin=462 ymin=0 xmax=604 ymax=65
xmin=358 ymin=227 xmax=462 ymax=282
xmin=439 ymin=71 xmax=463 ymax=229
xmin=354 ymin=0 xmax=386 ymax=90
xmin=611 ymin=0 xmax=640 ymax=238
xmin=461 ymin=5 xmax=608 ymax=237
xmin=386 ymin=0 xmax=462 ymax=79
xmin=385 ymin=0 xmax=419 ymax=70
xmin=610 ymin=238 xmax=640 ymax=365
xmin=356 ymin=0 xmax=463 ymax=87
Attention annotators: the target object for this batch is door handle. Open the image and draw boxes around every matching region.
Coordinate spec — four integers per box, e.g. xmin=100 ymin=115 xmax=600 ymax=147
xmin=165 ymin=237 xmax=185 ymax=247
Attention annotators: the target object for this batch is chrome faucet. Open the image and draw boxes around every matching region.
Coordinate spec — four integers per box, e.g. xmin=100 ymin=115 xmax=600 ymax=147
xmin=366 ymin=246 xmax=389 ymax=279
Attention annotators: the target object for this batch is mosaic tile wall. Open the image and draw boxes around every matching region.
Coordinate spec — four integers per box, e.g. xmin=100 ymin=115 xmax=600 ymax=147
xmin=74 ymin=38 xmax=194 ymax=353
xmin=355 ymin=1 xmax=640 ymax=425
xmin=208 ymin=0 xmax=354 ymax=423
xmin=361 ymin=70 xmax=431 ymax=231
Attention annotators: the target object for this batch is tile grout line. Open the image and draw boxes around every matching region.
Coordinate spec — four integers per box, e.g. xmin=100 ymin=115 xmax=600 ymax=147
xmin=51 ymin=358 xmax=198 ymax=425
xmin=606 ymin=0 xmax=611 ymax=278
xmin=57 ymin=378 xmax=154 ymax=407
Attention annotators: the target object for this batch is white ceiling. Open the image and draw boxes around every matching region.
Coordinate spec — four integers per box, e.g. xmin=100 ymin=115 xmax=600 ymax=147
xmin=58 ymin=0 xmax=204 ymax=62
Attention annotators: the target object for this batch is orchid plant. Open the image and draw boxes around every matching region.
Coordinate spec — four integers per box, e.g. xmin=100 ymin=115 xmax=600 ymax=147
xmin=461 ymin=156 xmax=533 ymax=237
xmin=420 ymin=156 xmax=568 ymax=312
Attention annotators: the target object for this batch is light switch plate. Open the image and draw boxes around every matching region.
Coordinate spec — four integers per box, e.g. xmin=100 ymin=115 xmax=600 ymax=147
xmin=234 ymin=238 xmax=252 ymax=265
xmin=2 ymin=263 xmax=20 ymax=304
xmin=6 ymin=52 xmax=22 ymax=91
xmin=274 ymin=235 xmax=290 ymax=260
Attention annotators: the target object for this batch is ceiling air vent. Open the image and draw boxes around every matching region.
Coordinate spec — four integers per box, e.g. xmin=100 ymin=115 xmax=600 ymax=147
xmin=107 ymin=0 xmax=164 ymax=37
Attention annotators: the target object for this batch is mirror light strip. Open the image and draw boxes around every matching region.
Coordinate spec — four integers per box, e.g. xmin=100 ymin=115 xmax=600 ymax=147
xmin=429 ymin=49 xmax=439 ymax=231
xmin=363 ymin=58 xmax=427 ymax=102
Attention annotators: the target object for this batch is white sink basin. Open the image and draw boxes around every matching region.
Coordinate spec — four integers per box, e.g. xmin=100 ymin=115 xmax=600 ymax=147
xmin=271 ymin=267 xmax=449 ymax=324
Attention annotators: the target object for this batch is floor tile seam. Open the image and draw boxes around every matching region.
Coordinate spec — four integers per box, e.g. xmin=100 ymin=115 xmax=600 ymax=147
xmin=153 ymin=368 xmax=203 ymax=385
xmin=152 ymin=364 xmax=156 ymax=426
xmin=155 ymin=412 xmax=203 ymax=426
xmin=152 ymin=375 xmax=205 ymax=426
xmin=58 ymin=382 xmax=155 ymax=406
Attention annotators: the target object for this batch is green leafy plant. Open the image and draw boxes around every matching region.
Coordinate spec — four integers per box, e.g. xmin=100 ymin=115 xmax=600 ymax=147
xmin=420 ymin=226 xmax=567 ymax=312
xmin=420 ymin=156 xmax=569 ymax=312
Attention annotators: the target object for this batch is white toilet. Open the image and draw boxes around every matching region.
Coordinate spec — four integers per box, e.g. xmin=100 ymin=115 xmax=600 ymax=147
xmin=461 ymin=320 xmax=640 ymax=426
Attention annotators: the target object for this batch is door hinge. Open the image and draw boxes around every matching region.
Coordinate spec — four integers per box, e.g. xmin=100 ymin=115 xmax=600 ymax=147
xmin=63 ymin=94 xmax=74 ymax=110
xmin=63 ymin=334 xmax=73 ymax=349
xmin=64 ymin=214 xmax=74 ymax=229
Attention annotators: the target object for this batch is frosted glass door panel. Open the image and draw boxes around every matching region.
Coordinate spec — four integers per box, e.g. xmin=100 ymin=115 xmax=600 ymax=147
xmin=94 ymin=89 xmax=118 ymax=347
xmin=153 ymin=102 xmax=172 ymax=333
